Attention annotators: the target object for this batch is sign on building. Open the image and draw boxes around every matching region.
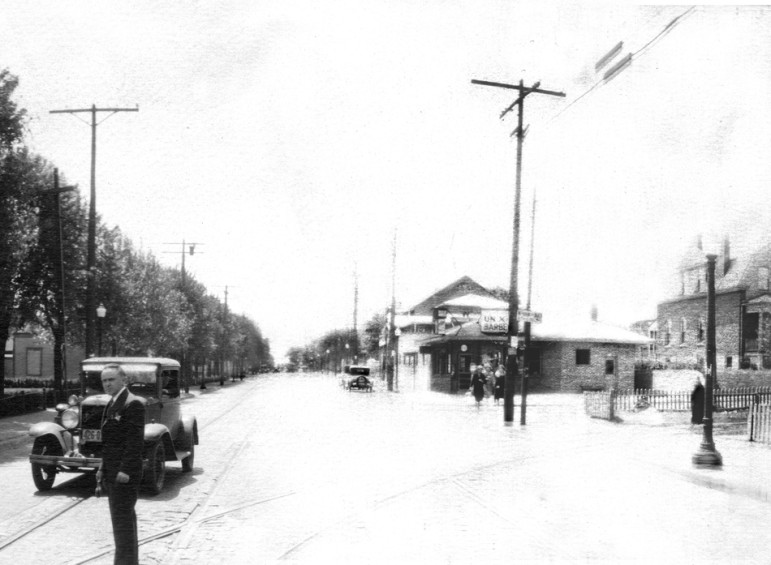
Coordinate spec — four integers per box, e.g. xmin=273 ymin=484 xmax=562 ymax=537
xmin=481 ymin=309 xmax=543 ymax=333
xmin=480 ymin=310 xmax=508 ymax=333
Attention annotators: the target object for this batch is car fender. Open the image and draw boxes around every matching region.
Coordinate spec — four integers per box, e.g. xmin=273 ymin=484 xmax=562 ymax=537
xmin=144 ymin=422 xmax=171 ymax=443
xmin=29 ymin=422 xmax=71 ymax=453
xmin=144 ymin=423 xmax=177 ymax=461
xmin=179 ymin=414 xmax=198 ymax=448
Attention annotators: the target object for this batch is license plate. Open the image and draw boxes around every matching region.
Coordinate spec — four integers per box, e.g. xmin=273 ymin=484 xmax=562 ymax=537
xmin=83 ymin=429 xmax=102 ymax=443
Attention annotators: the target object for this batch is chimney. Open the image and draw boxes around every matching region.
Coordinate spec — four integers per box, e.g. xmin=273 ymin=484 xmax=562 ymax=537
xmin=590 ymin=304 xmax=598 ymax=322
xmin=722 ymin=236 xmax=731 ymax=275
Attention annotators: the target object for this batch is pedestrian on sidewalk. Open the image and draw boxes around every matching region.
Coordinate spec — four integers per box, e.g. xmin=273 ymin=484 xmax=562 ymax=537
xmin=97 ymin=364 xmax=145 ymax=565
xmin=469 ymin=364 xmax=487 ymax=407
xmin=691 ymin=375 xmax=705 ymax=425
xmin=493 ymin=366 xmax=505 ymax=405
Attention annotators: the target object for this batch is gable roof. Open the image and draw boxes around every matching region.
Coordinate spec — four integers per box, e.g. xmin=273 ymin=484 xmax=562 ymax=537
xmin=407 ymin=276 xmax=495 ymax=316
xmin=438 ymin=294 xmax=509 ymax=310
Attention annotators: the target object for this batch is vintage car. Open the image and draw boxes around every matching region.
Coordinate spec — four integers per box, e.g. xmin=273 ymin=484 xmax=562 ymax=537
xmin=346 ymin=365 xmax=373 ymax=392
xmin=28 ymin=357 xmax=198 ymax=494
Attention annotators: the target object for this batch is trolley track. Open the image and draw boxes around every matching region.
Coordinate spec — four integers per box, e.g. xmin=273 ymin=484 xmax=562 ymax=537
xmin=0 ymin=379 xmax=264 ymax=561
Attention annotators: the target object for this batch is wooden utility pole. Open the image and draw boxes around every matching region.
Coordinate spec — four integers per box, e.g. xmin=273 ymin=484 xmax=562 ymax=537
xmin=521 ymin=192 xmax=537 ymax=425
xmin=163 ymin=240 xmax=203 ymax=392
xmin=50 ymin=105 xmax=138 ymax=358
xmin=353 ymin=264 xmax=359 ymax=364
xmin=389 ymin=229 xmax=398 ymax=392
xmin=49 ymin=169 xmax=77 ymax=401
xmin=471 ymin=79 xmax=564 ymax=423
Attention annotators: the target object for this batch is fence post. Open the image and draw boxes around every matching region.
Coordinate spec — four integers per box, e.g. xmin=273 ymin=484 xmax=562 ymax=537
xmin=609 ymin=388 xmax=616 ymax=421
xmin=749 ymin=393 xmax=759 ymax=442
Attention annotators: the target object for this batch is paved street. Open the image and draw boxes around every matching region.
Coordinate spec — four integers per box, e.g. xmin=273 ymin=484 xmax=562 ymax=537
xmin=1 ymin=373 xmax=770 ymax=564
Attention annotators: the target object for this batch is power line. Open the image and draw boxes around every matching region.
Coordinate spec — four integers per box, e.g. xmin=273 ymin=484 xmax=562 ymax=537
xmin=547 ymin=6 xmax=697 ymax=124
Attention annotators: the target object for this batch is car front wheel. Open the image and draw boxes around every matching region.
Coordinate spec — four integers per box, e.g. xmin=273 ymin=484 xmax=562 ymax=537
xmin=144 ymin=441 xmax=166 ymax=494
xmin=31 ymin=436 xmax=61 ymax=491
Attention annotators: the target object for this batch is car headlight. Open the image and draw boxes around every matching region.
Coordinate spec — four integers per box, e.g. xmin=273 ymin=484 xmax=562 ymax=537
xmin=68 ymin=394 xmax=80 ymax=406
xmin=55 ymin=403 xmax=69 ymax=412
xmin=61 ymin=408 xmax=80 ymax=429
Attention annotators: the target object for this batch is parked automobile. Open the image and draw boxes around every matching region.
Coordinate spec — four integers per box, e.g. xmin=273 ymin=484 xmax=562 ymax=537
xmin=28 ymin=357 xmax=198 ymax=494
xmin=346 ymin=365 xmax=373 ymax=392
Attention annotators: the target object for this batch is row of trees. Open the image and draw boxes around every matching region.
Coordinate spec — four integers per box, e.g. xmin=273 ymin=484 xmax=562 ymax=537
xmin=286 ymin=311 xmax=390 ymax=372
xmin=0 ymin=69 xmax=272 ymax=397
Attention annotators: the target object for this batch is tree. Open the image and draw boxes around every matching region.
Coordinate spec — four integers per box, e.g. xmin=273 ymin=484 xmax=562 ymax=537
xmin=0 ymin=69 xmax=31 ymax=396
xmin=362 ymin=312 xmax=387 ymax=359
xmin=16 ymin=160 xmax=87 ymax=398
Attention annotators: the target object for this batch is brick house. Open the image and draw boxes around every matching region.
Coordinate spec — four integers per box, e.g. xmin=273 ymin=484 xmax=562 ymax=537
xmin=4 ymin=331 xmax=84 ymax=383
xmin=656 ymin=237 xmax=771 ymax=371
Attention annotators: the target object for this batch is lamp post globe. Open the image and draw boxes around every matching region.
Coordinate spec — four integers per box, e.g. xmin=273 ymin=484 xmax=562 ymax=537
xmin=96 ymin=303 xmax=106 ymax=357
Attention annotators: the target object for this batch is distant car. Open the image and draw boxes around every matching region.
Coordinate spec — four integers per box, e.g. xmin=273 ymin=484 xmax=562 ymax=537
xmin=28 ymin=357 xmax=198 ymax=494
xmin=346 ymin=365 xmax=373 ymax=392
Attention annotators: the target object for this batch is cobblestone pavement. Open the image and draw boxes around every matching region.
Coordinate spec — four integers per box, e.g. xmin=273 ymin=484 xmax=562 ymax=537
xmin=1 ymin=374 xmax=771 ymax=564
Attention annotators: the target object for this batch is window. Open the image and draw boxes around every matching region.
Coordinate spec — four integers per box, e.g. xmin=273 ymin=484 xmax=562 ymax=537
xmin=605 ymin=359 xmax=615 ymax=374
xmin=664 ymin=319 xmax=672 ymax=346
xmin=725 ymin=356 xmax=733 ymax=368
xmin=680 ymin=319 xmax=687 ymax=344
xmin=697 ymin=319 xmax=704 ymax=342
xmin=576 ymin=349 xmax=591 ymax=365
xmin=759 ymin=267 xmax=769 ymax=291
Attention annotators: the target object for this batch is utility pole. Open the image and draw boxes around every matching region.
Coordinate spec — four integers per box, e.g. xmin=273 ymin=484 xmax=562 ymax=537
xmin=353 ymin=263 xmax=359 ymax=363
xmin=389 ymin=229 xmax=398 ymax=392
xmin=50 ymin=104 xmax=138 ymax=358
xmin=49 ymin=169 xmax=77 ymax=401
xmin=163 ymin=240 xmax=203 ymax=392
xmin=521 ymin=192 xmax=537 ymax=425
xmin=471 ymin=79 xmax=564 ymax=423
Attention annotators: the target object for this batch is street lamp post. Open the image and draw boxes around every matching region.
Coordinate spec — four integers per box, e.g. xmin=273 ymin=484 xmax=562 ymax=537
xmin=692 ymin=252 xmax=723 ymax=468
xmin=96 ymin=303 xmax=106 ymax=357
xmin=394 ymin=327 xmax=401 ymax=392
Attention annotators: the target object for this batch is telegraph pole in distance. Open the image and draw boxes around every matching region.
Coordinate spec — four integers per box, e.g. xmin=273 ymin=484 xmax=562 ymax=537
xmin=471 ymin=79 xmax=564 ymax=423
xmin=50 ymin=104 xmax=138 ymax=358
xmin=163 ymin=240 xmax=204 ymax=392
xmin=521 ymin=192 xmax=537 ymax=425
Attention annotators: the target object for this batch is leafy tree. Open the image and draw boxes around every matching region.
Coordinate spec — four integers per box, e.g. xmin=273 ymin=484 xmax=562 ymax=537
xmin=16 ymin=160 xmax=87 ymax=397
xmin=362 ymin=312 xmax=386 ymax=358
xmin=0 ymin=69 xmax=31 ymax=396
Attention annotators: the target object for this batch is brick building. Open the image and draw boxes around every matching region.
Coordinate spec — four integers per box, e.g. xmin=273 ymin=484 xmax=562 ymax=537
xmin=656 ymin=237 xmax=771 ymax=370
xmin=406 ymin=278 xmax=649 ymax=393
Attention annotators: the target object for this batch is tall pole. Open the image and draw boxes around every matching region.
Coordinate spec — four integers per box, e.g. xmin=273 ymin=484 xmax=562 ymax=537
xmin=471 ymin=78 xmax=564 ymax=423
xmin=521 ymin=192 xmax=537 ymax=425
xmin=693 ymin=253 xmax=722 ymax=467
xmin=50 ymin=169 xmax=76 ymax=400
xmin=353 ymin=264 xmax=359 ymax=364
xmin=50 ymin=105 xmax=138 ymax=358
xmin=390 ymin=229 xmax=398 ymax=392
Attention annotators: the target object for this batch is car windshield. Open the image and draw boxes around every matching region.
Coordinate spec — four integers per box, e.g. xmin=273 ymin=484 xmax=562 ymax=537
xmin=82 ymin=363 xmax=160 ymax=394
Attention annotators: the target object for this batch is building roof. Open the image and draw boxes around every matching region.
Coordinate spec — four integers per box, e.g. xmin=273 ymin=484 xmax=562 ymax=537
xmin=418 ymin=318 xmax=651 ymax=348
xmin=394 ymin=314 xmax=433 ymax=327
xmin=406 ymin=276 xmax=495 ymax=316
xmin=531 ymin=319 xmax=652 ymax=345
xmin=438 ymin=294 xmax=509 ymax=310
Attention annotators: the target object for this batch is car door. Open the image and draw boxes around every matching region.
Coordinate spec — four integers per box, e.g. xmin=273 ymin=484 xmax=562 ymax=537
xmin=159 ymin=368 xmax=181 ymax=440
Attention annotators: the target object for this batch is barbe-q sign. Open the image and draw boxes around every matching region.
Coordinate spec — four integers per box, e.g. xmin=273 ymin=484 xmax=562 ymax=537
xmin=480 ymin=310 xmax=508 ymax=333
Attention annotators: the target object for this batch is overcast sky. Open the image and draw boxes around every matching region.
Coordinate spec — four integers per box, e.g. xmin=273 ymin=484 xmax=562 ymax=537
xmin=3 ymin=2 xmax=770 ymax=358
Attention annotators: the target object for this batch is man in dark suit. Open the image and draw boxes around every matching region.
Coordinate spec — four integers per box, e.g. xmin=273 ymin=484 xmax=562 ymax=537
xmin=96 ymin=364 xmax=145 ymax=565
